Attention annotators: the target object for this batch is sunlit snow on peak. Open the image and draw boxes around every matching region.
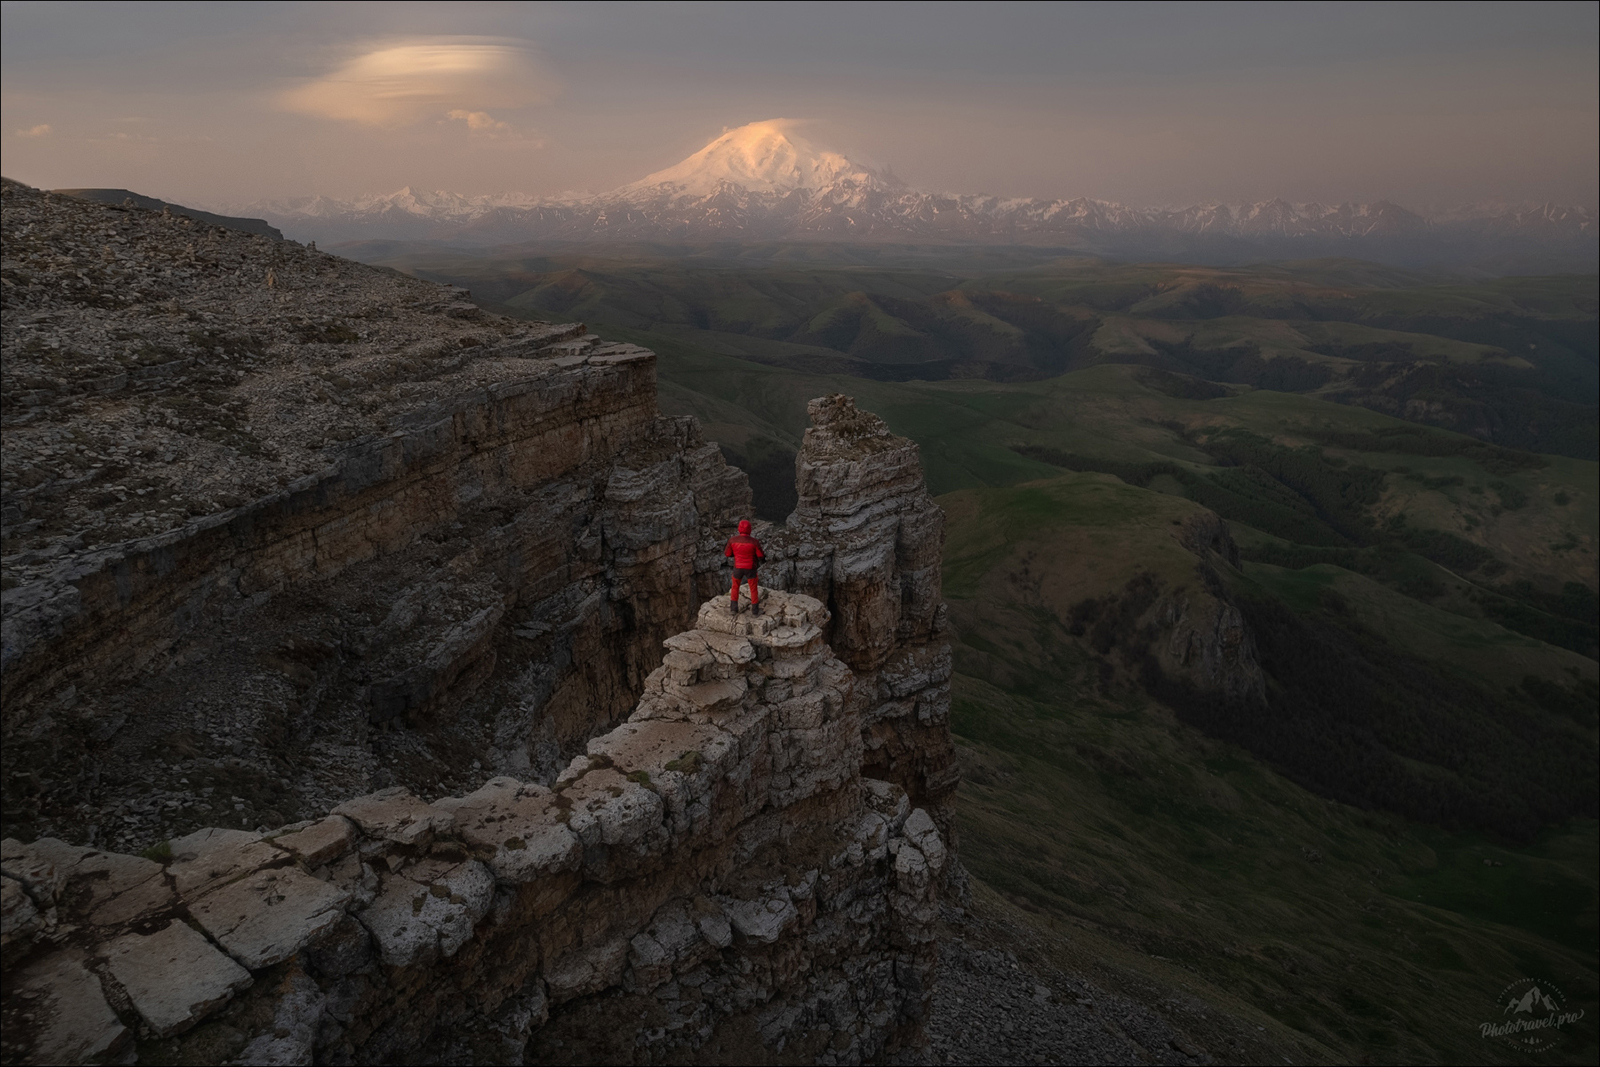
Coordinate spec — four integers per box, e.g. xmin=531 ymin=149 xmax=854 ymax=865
xmin=621 ymin=119 xmax=893 ymax=198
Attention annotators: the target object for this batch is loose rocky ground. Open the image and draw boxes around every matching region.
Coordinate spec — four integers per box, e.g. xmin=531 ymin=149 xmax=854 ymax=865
xmin=2 ymin=179 xmax=700 ymax=857
xmin=1 ymin=177 xmax=586 ymax=568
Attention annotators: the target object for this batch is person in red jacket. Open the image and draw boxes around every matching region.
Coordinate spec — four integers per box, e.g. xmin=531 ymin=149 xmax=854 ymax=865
xmin=725 ymin=519 xmax=764 ymax=613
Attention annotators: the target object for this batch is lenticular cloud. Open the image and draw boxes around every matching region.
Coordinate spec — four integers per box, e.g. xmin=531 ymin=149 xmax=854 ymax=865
xmin=279 ymin=37 xmax=555 ymax=128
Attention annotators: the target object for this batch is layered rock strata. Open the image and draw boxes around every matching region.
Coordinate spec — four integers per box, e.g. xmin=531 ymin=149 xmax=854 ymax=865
xmin=761 ymin=396 xmax=960 ymax=853
xmin=1 ymin=180 xmax=749 ymax=849
xmin=2 ymin=589 xmax=947 ymax=1064
xmin=2 ymin=175 xmax=960 ymax=1062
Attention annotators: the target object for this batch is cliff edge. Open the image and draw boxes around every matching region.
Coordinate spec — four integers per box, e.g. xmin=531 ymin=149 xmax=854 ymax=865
xmin=1 ymin=179 xmax=957 ymax=1064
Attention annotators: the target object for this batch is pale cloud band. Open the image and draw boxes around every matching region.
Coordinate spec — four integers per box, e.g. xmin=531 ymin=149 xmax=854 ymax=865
xmin=278 ymin=36 xmax=555 ymax=129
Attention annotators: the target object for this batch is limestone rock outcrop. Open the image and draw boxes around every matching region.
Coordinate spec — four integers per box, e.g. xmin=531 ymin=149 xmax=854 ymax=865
xmin=1 ymin=588 xmax=947 ymax=1064
xmin=1 ymin=179 xmax=749 ymax=851
xmin=1152 ymin=513 xmax=1265 ymax=706
xmin=2 ymin=176 xmax=959 ymax=1063
xmin=761 ymin=396 xmax=960 ymax=854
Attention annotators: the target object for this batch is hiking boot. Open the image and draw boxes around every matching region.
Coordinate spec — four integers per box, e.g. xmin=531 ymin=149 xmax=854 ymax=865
xmin=729 ymin=600 xmax=740 ymax=613
xmin=750 ymin=602 xmax=762 ymax=616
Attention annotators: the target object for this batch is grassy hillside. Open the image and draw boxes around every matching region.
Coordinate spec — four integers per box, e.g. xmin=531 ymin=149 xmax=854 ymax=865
xmin=953 ymin=669 xmax=1598 ymax=1065
xmin=640 ymin=336 xmax=1598 ymax=1061
xmin=941 ymin=472 xmax=1596 ymax=1064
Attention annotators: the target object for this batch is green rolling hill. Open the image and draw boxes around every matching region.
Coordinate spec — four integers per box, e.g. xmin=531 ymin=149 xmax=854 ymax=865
xmin=349 ymin=244 xmax=1598 ymax=461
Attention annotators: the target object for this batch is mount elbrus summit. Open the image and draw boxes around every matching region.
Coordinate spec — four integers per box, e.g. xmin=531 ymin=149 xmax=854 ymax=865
xmin=232 ymin=120 xmax=1596 ymax=269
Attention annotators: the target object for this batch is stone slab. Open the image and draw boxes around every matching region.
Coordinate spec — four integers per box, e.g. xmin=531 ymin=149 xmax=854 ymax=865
xmin=10 ymin=837 xmax=174 ymax=927
xmin=168 ymin=827 xmax=286 ymax=900
xmin=189 ymin=865 xmax=351 ymax=968
xmin=105 ymin=920 xmax=252 ymax=1038
xmin=443 ymin=779 xmax=581 ymax=884
xmin=587 ymin=718 xmax=722 ymax=780
xmin=270 ymin=815 xmax=356 ymax=867
xmin=680 ymin=677 xmax=746 ymax=713
xmin=333 ymin=787 xmax=450 ymax=847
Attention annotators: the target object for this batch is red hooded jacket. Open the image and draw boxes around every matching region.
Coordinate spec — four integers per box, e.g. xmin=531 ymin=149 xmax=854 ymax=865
xmin=725 ymin=520 xmax=764 ymax=570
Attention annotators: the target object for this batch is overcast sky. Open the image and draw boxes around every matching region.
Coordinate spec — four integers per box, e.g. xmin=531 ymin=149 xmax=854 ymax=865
xmin=3 ymin=1 xmax=1595 ymax=210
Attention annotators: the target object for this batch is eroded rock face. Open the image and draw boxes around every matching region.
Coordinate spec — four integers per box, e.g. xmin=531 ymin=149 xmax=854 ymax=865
xmin=1 ymin=180 xmax=749 ymax=852
xmin=761 ymin=396 xmax=960 ymax=861
xmin=3 ymin=187 xmax=958 ymax=1063
xmin=1 ymin=589 xmax=946 ymax=1064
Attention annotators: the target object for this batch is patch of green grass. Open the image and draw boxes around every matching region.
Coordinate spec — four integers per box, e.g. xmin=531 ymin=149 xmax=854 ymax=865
xmin=1384 ymin=823 xmax=1599 ymax=954
xmin=138 ymin=839 xmax=172 ymax=863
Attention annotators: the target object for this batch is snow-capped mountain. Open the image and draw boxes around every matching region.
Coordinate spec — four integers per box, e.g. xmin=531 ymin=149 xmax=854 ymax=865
xmin=618 ymin=120 xmax=896 ymax=199
xmin=225 ymin=120 xmax=1597 ymax=267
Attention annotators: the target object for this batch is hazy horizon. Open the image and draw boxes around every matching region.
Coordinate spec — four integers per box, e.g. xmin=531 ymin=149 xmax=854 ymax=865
xmin=3 ymin=1 xmax=1596 ymax=212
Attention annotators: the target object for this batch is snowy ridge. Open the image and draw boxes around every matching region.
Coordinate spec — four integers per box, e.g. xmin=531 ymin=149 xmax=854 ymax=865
xmin=225 ymin=120 xmax=1598 ymax=255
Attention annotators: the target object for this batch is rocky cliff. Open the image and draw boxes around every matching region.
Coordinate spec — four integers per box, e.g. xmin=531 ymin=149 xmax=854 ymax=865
xmin=3 ymin=588 xmax=948 ymax=1065
xmin=1 ymin=177 xmax=748 ymax=850
xmin=1 ymin=179 xmax=957 ymax=1064
xmin=761 ymin=397 xmax=960 ymax=857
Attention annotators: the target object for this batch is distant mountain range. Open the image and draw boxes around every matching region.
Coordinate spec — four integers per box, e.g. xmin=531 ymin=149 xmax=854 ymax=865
xmin=225 ymin=120 xmax=1596 ymax=270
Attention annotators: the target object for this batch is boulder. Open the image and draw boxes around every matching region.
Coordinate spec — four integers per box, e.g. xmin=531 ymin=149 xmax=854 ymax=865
xmin=356 ymin=858 xmax=494 ymax=967
xmin=544 ymin=935 xmax=629 ymax=1004
xmin=2 ymin=875 xmax=43 ymax=964
xmin=721 ymin=892 xmax=799 ymax=945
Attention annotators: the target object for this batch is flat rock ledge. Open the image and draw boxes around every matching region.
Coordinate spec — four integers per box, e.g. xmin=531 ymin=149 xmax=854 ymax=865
xmin=1 ymin=589 xmax=947 ymax=1065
